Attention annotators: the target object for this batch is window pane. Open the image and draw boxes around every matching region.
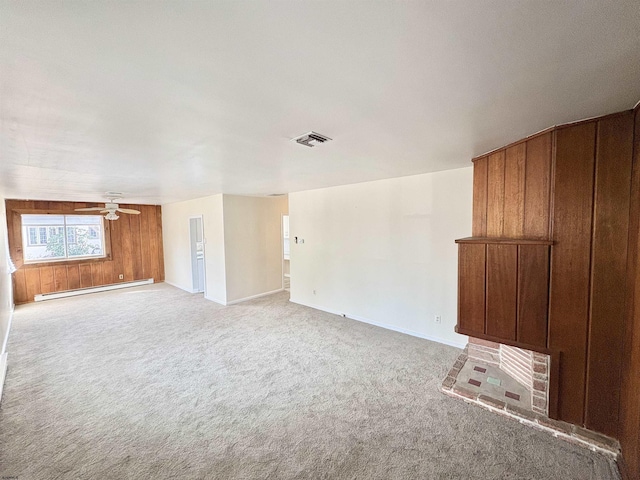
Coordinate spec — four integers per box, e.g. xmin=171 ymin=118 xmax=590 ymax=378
xmin=29 ymin=228 xmax=37 ymax=245
xmin=22 ymin=214 xmax=104 ymax=262
xmin=66 ymin=216 xmax=104 ymax=258
xmin=67 ymin=227 xmax=76 ymax=245
xmin=22 ymin=218 xmax=66 ymax=261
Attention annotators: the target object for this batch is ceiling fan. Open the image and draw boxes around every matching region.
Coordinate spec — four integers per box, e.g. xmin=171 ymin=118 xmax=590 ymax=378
xmin=75 ymin=196 xmax=140 ymax=220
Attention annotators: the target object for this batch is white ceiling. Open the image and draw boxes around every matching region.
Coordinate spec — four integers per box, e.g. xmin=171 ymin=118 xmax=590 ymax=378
xmin=1 ymin=1 xmax=639 ymax=205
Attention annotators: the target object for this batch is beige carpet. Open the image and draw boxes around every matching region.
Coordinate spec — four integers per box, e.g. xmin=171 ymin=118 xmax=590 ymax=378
xmin=0 ymin=283 xmax=619 ymax=479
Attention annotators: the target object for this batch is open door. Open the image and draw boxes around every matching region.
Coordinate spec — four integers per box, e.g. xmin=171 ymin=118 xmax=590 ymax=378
xmin=189 ymin=216 xmax=205 ymax=294
xmin=283 ymin=215 xmax=290 ymax=291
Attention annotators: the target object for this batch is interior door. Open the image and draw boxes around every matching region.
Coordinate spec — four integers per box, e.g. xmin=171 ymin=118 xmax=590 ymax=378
xmin=190 ymin=217 xmax=205 ymax=293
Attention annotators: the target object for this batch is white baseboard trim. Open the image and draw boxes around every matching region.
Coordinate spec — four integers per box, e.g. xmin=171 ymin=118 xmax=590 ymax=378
xmin=225 ymin=288 xmax=285 ymax=306
xmin=163 ymin=280 xmax=198 ymax=294
xmin=0 ymin=352 xmax=7 ymax=405
xmin=204 ymin=294 xmax=227 ymax=306
xmin=34 ymin=279 xmax=154 ymax=302
xmin=1 ymin=306 xmax=13 ymax=356
xmin=289 ymin=298 xmax=467 ymax=350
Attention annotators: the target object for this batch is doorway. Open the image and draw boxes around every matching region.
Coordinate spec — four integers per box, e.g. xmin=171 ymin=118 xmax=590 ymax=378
xmin=189 ymin=216 xmax=205 ymax=294
xmin=282 ymin=215 xmax=290 ymax=291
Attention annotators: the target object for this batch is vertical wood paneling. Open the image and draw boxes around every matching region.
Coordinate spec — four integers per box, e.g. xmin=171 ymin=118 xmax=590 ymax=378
xmin=548 ymin=121 xmax=596 ymax=425
xmin=503 ymin=143 xmax=526 ymax=238
xmin=7 ymin=200 xmax=164 ymax=303
xmin=79 ymin=264 xmax=93 ymax=288
xmin=54 ymin=265 xmax=68 ymax=291
xmin=109 ymin=217 xmax=124 ymax=282
xmin=67 ymin=265 xmax=80 ymax=290
xmin=485 ymin=244 xmax=517 ymax=340
xmin=12 ymin=269 xmax=28 ymax=304
xmin=121 ymin=214 xmax=134 ymax=282
xmin=102 ymin=260 xmax=114 ymax=285
xmin=524 ymin=133 xmax=552 ymax=239
xmin=140 ymin=205 xmax=152 ymax=278
xmin=619 ymin=105 xmax=640 ymax=480
xmin=458 ymin=244 xmax=486 ymax=335
xmin=472 ymin=157 xmax=488 ymax=236
xmin=128 ymin=206 xmax=143 ymax=279
xmin=25 ymin=268 xmax=41 ymax=301
xmin=8 ymin=201 xmax=30 ymax=267
xmin=585 ymin=112 xmax=635 ymax=437
xmin=156 ymin=206 xmax=165 ymax=281
xmin=149 ymin=206 xmax=161 ymax=281
xmin=39 ymin=266 xmax=55 ymax=294
xmin=517 ymin=244 xmax=549 ymax=348
xmin=91 ymin=263 xmax=103 ymax=286
xmin=486 ymin=151 xmax=506 ymax=237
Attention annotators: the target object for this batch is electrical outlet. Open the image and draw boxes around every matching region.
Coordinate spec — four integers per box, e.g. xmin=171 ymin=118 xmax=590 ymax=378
xmin=313 ymin=289 xmax=316 ymax=295
xmin=119 ymin=274 xmax=124 ymax=280
xmin=434 ymin=315 xmax=442 ymax=324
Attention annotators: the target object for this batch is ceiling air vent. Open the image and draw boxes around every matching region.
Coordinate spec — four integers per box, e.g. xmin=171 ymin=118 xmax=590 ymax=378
xmin=292 ymin=131 xmax=332 ymax=148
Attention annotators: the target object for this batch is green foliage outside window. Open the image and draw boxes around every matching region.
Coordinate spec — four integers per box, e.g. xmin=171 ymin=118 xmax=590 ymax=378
xmin=45 ymin=229 xmax=100 ymax=258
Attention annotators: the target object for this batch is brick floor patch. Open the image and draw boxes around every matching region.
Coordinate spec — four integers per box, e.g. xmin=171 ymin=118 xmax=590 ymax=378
xmin=505 ymin=391 xmax=521 ymax=401
xmin=439 ymin=348 xmax=620 ymax=459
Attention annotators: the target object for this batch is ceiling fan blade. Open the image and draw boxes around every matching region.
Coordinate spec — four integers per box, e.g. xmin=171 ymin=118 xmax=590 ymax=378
xmin=74 ymin=207 xmax=105 ymax=211
xmin=116 ymin=208 xmax=141 ymax=214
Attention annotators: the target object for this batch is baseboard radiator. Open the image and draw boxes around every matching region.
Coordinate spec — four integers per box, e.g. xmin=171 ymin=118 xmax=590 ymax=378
xmin=34 ymin=279 xmax=154 ymax=302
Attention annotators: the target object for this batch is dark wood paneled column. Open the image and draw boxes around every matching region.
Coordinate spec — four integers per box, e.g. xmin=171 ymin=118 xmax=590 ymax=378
xmin=618 ymin=105 xmax=640 ymax=480
xmin=458 ymin=243 xmax=486 ymax=334
xmin=585 ymin=112 xmax=634 ymax=437
xmin=548 ymin=121 xmax=597 ymax=425
xmin=486 ymin=244 xmax=517 ymax=340
xmin=517 ymin=244 xmax=549 ymax=348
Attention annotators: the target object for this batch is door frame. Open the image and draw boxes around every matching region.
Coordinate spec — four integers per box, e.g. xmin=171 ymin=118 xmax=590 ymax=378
xmin=189 ymin=214 xmax=206 ymax=296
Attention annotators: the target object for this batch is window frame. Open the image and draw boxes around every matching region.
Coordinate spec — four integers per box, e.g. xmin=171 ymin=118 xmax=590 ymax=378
xmin=17 ymin=211 xmax=113 ymax=266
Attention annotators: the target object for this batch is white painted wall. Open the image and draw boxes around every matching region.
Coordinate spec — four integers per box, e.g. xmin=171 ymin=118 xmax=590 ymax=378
xmin=162 ymin=194 xmax=287 ymax=305
xmin=162 ymin=195 xmax=227 ymax=303
xmin=289 ymin=167 xmax=472 ymax=348
xmin=0 ymin=197 xmax=13 ymax=354
xmin=223 ymin=195 xmax=288 ymax=303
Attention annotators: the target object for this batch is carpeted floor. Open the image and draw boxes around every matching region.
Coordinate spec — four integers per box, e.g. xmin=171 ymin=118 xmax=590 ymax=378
xmin=0 ymin=283 xmax=620 ymax=479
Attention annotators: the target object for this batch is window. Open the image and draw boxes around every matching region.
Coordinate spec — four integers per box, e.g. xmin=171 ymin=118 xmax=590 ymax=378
xmin=28 ymin=228 xmax=38 ymax=246
xmin=21 ymin=214 xmax=106 ymax=263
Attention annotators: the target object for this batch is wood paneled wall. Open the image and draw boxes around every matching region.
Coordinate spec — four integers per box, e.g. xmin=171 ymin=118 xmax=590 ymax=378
xmin=6 ymin=200 xmax=164 ymax=304
xmin=472 ymin=131 xmax=552 ymax=240
xmin=457 ymin=238 xmax=551 ymax=349
xmin=459 ymin=108 xmax=637 ymax=441
xmin=618 ymin=104 xmax=640 ymax=480
xmin=549 ymin=111 xmax=634 ymax=435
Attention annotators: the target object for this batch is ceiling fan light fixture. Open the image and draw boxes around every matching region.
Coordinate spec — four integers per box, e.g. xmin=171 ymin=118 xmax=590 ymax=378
xmin=74 ymin=195 xmax=140 ymax=220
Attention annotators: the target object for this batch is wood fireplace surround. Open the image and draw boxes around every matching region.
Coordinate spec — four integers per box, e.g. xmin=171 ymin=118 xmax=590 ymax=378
xmin=454 ymin=108 xmax=635 ymax=442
